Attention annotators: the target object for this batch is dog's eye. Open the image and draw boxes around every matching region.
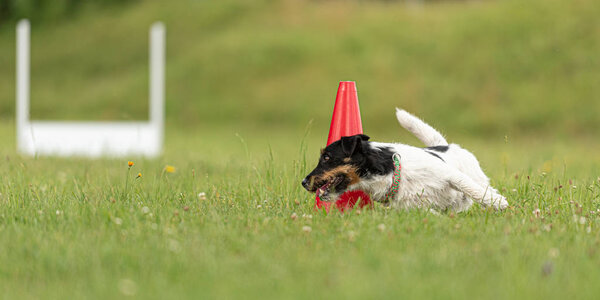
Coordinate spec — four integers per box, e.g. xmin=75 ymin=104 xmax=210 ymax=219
xmin=322 ymin=155 xmax=330 ymax=162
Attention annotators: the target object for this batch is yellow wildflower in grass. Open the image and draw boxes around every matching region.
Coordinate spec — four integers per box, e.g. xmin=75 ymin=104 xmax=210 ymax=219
xmin=164 ymin=165 xmax=176 ymax=173
xmin=128 ymin=161 xmax=134 ymax=167
xmin=136 ymin=173 xmax=142 ymax=178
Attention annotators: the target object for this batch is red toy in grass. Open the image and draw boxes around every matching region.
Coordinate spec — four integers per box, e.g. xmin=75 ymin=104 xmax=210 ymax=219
xmin=315 ymin=81 xmax=373 ymax=212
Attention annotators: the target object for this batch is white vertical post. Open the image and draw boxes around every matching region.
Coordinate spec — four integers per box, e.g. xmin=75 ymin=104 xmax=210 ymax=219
xmin=150 ymin=22 xmax=165 ymax=151
xmin=16 ymin=19 xmax=31 ymax=153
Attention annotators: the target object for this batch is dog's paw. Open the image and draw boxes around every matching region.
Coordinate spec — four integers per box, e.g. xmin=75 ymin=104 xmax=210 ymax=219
xmin=493 ymin=195 xmax=509 ymax=210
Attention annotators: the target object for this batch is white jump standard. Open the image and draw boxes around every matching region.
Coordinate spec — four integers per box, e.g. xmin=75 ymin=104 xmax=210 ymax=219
xmin=16 ymin=20 xmax=166 ymax=158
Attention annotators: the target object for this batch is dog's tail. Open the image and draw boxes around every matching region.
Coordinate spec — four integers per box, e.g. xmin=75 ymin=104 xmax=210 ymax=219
xmin=395 ymin=108 xmax=448 ymax=147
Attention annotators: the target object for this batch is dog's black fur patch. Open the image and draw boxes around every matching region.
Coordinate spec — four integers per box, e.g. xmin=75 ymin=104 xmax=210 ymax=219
xmin=424 ymin=150 xmax=445 ymax=162
xmin=360 ymin=144 xmax=395 ymax=176
xmin=425 ymin=145 xmax=449 ymax=153
xmin=302 ymin=134 xmax=394 ymax=197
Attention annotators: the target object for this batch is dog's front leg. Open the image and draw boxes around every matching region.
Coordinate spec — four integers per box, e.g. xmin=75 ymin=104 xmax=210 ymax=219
xmin=444 ymin=168 xmax=508 ymax=210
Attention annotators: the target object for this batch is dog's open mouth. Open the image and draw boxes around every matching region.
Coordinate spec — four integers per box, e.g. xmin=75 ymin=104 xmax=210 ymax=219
xmin=316 ymin=176 xmax=343 ymax=199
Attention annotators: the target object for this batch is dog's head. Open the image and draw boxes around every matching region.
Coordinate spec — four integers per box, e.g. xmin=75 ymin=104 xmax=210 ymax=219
xmin=301 ymin=134 xmax=375 ymax=201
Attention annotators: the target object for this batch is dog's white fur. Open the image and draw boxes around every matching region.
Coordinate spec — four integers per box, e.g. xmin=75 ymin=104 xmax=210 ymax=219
xmin=347 ymin=108 xmax=508 ymax=212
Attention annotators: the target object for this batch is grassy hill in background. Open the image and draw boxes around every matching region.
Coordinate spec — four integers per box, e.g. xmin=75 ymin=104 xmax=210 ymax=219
xmin=0 ymin=0 xmax=598 ymax=139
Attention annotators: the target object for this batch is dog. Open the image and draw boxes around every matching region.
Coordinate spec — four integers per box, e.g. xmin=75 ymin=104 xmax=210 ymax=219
xmin=301 ymin=108 xmax=508 ymax=212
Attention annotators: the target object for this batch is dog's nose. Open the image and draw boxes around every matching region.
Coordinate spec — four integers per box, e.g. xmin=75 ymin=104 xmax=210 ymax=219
xmin=302 ymin=178 xmax=310 ymax=190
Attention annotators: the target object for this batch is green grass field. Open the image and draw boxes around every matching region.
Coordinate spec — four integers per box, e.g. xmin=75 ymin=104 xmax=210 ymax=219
xmin=1 ymin=0 xmax=600 ymax=298
xmin=1 ymin=121 xmax=600 ymax=299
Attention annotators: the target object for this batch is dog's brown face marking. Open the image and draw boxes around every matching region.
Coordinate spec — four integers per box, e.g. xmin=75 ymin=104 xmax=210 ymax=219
xmin=312 ymin=165 xmax=360 ymax=188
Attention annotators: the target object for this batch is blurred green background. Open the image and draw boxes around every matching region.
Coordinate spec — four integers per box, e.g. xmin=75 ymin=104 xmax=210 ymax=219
xmin=0 ymin=0 xmax=599 ymax=167
xmin=1 ymin=1 xmax=600 ymax=298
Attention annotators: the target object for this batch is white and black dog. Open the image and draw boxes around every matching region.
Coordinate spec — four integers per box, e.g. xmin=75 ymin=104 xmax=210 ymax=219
xmin=302 ymin=109 xmax=508 ymax=212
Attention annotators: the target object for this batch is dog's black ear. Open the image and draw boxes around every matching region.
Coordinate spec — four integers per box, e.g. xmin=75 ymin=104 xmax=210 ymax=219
xmin=341 ymin=134 xmax=369 ymax=157
xmin=357 ymin=134 xmax=370 ymax=141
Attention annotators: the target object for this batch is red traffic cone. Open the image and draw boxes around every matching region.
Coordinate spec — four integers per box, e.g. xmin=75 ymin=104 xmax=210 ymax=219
xmin=315 ymin=81 xmax=373 ymax=212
